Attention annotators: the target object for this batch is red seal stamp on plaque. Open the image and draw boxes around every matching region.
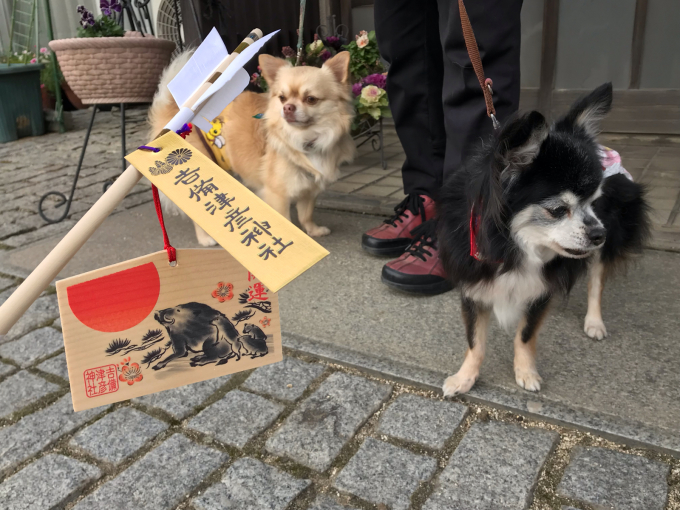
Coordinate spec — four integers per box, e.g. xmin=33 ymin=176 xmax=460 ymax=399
xmin=84 ymin=364 xmax=119 ymax=398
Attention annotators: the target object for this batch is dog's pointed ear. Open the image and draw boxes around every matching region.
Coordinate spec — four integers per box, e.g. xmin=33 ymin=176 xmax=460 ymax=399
xmin=497 ymin=111 xmax=548 ymax=178
xmin=258 ymin=54 xmax=291 ymax=86
xmin=322 ymin=51 xmax=350 ymax=84
xmin=556 ymin=82 xmax=612 ymax=137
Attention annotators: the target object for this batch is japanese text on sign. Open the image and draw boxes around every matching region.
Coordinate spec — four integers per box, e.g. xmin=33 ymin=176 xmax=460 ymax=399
xmin=174 ymin=167 xmax=294 ymax=260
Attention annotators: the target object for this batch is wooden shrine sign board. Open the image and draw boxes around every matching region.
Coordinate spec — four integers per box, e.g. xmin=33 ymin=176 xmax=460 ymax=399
xmin=57 ymin=132 xmax=329 ymax=411
xmin=125 ymin=131 xmax=329 ymax=293
xmin=58 ymin=249 xmax=282 ymax=411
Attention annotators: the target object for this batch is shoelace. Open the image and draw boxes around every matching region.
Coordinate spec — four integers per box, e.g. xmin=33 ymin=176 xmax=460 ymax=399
xmin=384 ymin=193 xmax=426 ymax=227
xmin=405 ymin=220 xmax=438 ymax=261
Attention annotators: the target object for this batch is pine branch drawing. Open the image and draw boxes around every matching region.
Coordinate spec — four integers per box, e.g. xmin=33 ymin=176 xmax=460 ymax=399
xmin=141 ymin=329 xmax=164 ymax=344
xmin=238 ymin=291 xmax=271 ymax=313
xmin=232 ymin=310 xmax=255 ymax=324
xmin=140 ymin=340 xmax=173 ymax=368
xmin=121 ymin=344 xmax=158 ymax=354
xmin=105 ymin=339 xmax=133 ymax=356
xmin=141 ymin=347 xmax=165 ymax=368
xmin=245 ymin=301 xmax=272 ymax=314
xmin=106 ymin=329 xmax=166 ymax=357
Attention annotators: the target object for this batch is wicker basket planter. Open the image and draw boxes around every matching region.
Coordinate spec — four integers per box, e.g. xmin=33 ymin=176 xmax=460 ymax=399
xmin=49 ymin=32 xmax=175 ymax=105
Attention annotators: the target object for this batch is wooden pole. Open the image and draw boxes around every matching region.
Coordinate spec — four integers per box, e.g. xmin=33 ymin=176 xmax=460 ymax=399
xmin=0 ymin=103 xmax=194 ymax=337
xmin=0 ymin=165 xmax=142 ymax=336
xmin=296 ymin=0 xmax=306 ymax=66
xmin=0 ymin=28 xmax=267 ymax=338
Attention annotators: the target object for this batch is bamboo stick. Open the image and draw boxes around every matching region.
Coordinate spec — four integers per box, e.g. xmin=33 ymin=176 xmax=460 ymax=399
xmin=0 ymin=165 xmax=142 ymax=336
xmin=0 ymin=28 xmax=266 ymax=337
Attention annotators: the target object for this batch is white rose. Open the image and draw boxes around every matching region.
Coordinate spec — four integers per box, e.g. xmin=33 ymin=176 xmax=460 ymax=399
xmin=356 ymin=34 xmax=369 ymax=49
xmin=360 ymin=85 xmax=383 ymax=104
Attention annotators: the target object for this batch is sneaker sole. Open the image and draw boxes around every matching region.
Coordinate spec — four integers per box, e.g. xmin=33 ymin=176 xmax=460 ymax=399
xmin=361 ymin=244 xmax=409 ymax=257
xmin=381 ymin=275 xmax=454 ymax=295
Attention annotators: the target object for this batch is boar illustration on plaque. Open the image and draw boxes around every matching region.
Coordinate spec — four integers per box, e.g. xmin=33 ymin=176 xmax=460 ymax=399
xmin=57 ymin=249 xmax=281 ymax=412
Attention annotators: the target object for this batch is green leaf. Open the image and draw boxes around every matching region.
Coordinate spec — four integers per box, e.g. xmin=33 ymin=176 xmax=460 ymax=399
xmin=367 ymin=107 xmax=381 ymax=119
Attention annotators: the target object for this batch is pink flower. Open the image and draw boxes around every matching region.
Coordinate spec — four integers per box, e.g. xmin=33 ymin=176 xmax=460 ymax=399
xmin=356 ymin=33 xmax=369 ymax=49
xmin=30 ymin=58 xmax=37 ymax=63
xmin=250 ymin=72 xmax=260 ymax=84
xmin=40 ymin=47 xmax=48 ymax=54
xmin=281 ymin=46 xmax=295 ymax=58
xmin=352 ymin=82 xmax=363 ymax=97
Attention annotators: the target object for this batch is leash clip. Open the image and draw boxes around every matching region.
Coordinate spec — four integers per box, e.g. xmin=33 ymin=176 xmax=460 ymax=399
xmin=491 ymin=114 xmax=500 ymax=130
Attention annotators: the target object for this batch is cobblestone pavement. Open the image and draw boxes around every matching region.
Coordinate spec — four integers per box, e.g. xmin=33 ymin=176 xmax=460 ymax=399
xmin=0 ymin=300 xmax=678 ymax=510
xmin=2 ymin=107 xmax=680 ymax=509
xmin=0 ymin=107 xmax=152 ymax=251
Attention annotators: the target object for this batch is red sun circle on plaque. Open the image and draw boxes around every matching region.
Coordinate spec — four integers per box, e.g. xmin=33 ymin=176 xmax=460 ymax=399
xmin=67 ymin=262 xmax=161 ymax=332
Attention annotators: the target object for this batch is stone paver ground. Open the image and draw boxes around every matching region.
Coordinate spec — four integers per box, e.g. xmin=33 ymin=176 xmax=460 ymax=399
xmin=1 ymin=106 xmax=680 ymax=508
xmin=0 ymin=303 xmax=678 ymax=509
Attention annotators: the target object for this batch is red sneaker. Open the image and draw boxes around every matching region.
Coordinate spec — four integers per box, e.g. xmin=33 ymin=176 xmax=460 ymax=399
xmin=381 ymin=220 xmax=453 ymax=295
xmin=361 ymin=193 xmax=436 ymax=257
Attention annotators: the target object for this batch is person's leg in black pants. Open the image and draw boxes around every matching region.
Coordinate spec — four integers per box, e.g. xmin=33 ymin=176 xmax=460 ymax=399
xmin=439 ymin=0 xmax=523 ymax=180
xmin=376 ymin=0 xmax=446 ymax=196
xmin=361 ymin=0 xmax=444 ymax=260
xmin=366 ymin=0 xmax=523 ymax=295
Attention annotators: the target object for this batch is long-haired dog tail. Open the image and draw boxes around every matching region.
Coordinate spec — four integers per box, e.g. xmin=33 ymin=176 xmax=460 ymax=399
xmin=594 ymin=174 xmax=651 ymax=268
xmin=147 ymin=50 xmax=194 ymax=141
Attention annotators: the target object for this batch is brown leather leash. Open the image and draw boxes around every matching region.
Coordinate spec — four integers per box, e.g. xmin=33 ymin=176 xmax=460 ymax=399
xmin=458 ymin=0 xmax=500 ymax=130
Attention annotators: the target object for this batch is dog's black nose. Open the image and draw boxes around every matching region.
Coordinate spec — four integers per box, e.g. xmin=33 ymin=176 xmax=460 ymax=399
xmin=587 ymin=226 xmax=606 ymax=246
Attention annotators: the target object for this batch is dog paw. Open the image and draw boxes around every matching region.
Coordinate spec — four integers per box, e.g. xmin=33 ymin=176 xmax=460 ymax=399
xmin=442 ymin=372 xmax=477 ymax=397
xmin=515 ymin=368 xmax=542 ymax=392
xmin=306 ymin=225 xmax=331 ymax=237
xmin=584 ymin=316 xmax=607 ymax=340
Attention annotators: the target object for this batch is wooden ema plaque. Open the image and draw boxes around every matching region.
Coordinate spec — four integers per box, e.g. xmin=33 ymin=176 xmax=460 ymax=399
xmin=125 ymin=131 xmax=329 ymax=293
xmin=57 ymin=249 xmax=281 ymax=411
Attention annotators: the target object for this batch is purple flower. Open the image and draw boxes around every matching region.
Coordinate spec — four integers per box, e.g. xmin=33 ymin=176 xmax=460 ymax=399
xmin=281 ymin=46 xmax=295 ymax=58
xmin=79 ymin=7 xmax=95 ymax=27
xmin=352 ymin=82 xmax=363 ymax=97
xmin=100 ymin=0 xmax=121 ymax=17
xmin=76 ymin=5 xmax=86 ymax=13
xmin=363 ymin=73 xmax=387 ymax=90
xmin=325 ymin=36 xmax=341 ymax=50
xmin=320 ymin=49 xmax=332 ymax=62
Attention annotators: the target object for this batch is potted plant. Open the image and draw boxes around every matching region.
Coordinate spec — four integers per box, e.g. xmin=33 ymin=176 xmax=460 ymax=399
xmin=0 ymin=50 xmax=46 ymax=142
xmin=48 ymin=0 xmax=175 ymax=105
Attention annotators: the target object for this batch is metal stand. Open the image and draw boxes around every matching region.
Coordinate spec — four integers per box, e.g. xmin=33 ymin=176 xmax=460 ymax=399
xmin=352 ymin=117 xmax=386 ymax=169
xmin=39 ymin=104 xmax=127 ymax=223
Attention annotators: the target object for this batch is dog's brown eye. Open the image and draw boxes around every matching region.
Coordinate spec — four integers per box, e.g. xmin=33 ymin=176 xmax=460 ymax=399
xmin=279 ymin=95 xmax=286 ymax=103
xmin=305 ymin=96 xmax=318 ymax=105
xmin=547 ymin=206 xmax=568 ymax=218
